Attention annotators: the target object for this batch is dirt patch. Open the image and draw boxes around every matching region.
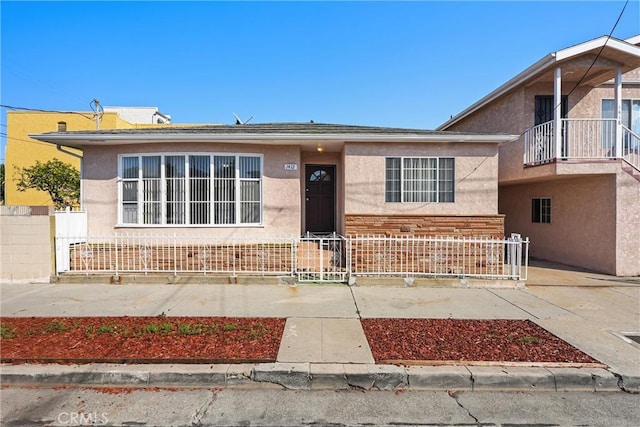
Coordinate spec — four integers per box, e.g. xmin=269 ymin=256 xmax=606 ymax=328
xmin=361 ymin=318 xmax=599 ymax=364
xmin=0 ymin=317 xmax=285 ymax=364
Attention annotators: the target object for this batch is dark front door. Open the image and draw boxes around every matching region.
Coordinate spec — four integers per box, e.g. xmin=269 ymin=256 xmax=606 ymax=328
xmin=305 ymin=165 xmax=336 ymax=234
xmin=535 ymin=95 xmax=569 ymax=157
xmin=534 ymin=95 xmax=567 ymax=125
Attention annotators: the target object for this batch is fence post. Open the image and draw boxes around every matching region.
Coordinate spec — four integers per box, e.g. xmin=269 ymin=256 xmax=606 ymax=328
xmin=319 ymin=237 xmax=324 ymax=282
xmin=173 ymin=233 xmax=178 ymax=276
xmin=291 ymin=237 xmax=297 ymax=277
xmin=345 ymin=236 xmax=352 ymax=278
xmin=509 ymin=233 xmax=522 ymax=279
xmin=115 ymin=233 xmax=119 ymax=276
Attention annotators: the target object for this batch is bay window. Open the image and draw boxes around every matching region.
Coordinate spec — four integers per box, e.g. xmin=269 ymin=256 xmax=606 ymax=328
xmin=119 ymin=153 xmax=262 ymax=226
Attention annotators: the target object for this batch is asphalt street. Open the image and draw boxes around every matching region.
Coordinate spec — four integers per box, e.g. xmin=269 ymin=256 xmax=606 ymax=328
xmin=1 ymin=387 xmax=639 ymax=426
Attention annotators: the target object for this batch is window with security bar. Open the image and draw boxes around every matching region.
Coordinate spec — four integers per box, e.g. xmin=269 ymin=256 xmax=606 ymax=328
xmin=531 ymin=197 xmax=551 ymax=224
xmin=385 ymin=157 xmax=455 ymax=203
xmin=119 ymin=154 xmax=262 ymax=226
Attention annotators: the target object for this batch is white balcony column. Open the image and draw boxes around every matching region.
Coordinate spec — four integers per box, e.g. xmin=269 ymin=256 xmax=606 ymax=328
xmin=614 ymin=67 xmax=622 ymax=158
xmin=554 ymin=67 xmax=563 ymax=159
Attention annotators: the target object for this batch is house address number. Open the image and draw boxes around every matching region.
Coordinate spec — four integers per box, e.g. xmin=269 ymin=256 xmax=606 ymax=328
xmin=284 ymin=163 xmax=298 ymax=171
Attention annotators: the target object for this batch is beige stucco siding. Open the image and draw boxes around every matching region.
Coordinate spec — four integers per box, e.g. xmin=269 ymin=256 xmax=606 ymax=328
xmin=447 ymin=89 xmax=525 ymax=135
xmin=572 ymin=84 xmax=640 ymax=118
xmin=499 ymin=176 xmax=617 ymax=275
xmin=616 ymin=169 xmax=640 ymax=276
xmin=82 ymin=143 xmax=301 ymax=237
xmin=449 ymin=71 xmax=640 ymax=185
xmin=343 ymin=142 xmax=499 ymax=216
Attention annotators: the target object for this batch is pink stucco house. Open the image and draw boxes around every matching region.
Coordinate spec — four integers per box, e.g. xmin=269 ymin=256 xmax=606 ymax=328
xmin=439 ymin=35 xmax=640 ymax=276
xmin=32 ymin=123 xmax=517 ymax=240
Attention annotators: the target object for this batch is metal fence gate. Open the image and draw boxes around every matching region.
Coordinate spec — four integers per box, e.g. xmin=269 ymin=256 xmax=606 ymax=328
xmin=296 ymin=233 xmax=347 ymax=282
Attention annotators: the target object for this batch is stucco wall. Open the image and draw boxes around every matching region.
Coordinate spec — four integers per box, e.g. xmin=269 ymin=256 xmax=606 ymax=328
xmin=616 ymin=168 xmax=640 ymax=276
xmin=446 ymin=89 xmax=526 ymax=135
xmin=499 ymin=176 xmax=617 ymax=275
xmin=445 ymin=61 xmax=640 ymax=276
xmin=447 ymin=68 xmax=640 ymax=184
xmin=343 ymin=142 xmax=500 ymax=216
xmin=0 ymin=209 xmax=53 ymax=283
xmin=82 ymin=143 xmax=302 ymax=237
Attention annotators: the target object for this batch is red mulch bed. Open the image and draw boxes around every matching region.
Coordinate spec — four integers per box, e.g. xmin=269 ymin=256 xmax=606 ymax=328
xmin=0 ymin=317 xmax=285 ymax=364
xmin=1 ymin=317 xmax=600 ymax=366
xmin=361 ymin=318 xmax=599 ymax=364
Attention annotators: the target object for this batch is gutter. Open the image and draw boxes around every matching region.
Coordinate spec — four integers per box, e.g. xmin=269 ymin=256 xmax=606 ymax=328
xmin=31 ymin=133 xmax=520 ymax=148
xmin=56 ymin=144 xmax=82 ymax=160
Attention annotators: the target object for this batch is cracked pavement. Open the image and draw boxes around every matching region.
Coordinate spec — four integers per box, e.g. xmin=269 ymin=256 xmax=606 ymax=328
xmin=2 ymin=387 xmax=640 ymax=426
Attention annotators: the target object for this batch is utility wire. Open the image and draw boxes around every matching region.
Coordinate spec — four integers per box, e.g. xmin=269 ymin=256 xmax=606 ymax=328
xmin=455 ymin=2 xmax=629 ymax=183
xmin=552 ymin=0 xmax=629 ymax=116
xmin=1 ymin=104 xmax=96 ymax=121
xmin=0 ymin=132 xmax=63 ymax=147
xmin=565 ymin=0 xmax=628 ymax=100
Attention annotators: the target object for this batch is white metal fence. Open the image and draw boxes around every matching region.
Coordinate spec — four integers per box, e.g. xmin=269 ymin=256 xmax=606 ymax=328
xmin=348 ymin=234 xmax=528 ymax=280
xmin=56 ymin=234 xmax=295 ymax=276
xmin=55 ymin=233 xmax=529 ymax=281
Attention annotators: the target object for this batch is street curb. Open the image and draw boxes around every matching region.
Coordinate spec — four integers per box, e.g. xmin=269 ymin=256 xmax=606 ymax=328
xmin=1 ymin=363 xmax=632 ymax=392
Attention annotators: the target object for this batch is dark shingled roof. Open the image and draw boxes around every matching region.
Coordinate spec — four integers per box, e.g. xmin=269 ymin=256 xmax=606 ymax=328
xmin=43 ymin=122 xmax=499 ymax=137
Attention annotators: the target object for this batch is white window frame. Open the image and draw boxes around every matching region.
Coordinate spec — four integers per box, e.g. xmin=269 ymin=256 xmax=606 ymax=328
xmin=117 ymin=152 xmax=263 ymax=227
xmin=385 ymin=157 xmax=455 ymax=203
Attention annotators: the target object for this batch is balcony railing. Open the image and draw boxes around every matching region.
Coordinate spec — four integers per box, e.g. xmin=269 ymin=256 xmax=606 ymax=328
xmin=622 ymin=127 xmax=640 ymax=171
xmin=524 ymin=119 xmax=621 ymax=165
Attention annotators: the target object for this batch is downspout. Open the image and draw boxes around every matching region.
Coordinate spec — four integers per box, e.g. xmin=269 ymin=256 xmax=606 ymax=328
xmin=56 ymin=145 xmax=84 ymax=211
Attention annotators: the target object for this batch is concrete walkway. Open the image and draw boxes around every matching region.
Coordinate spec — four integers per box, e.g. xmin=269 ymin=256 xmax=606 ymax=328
xmin=1 ymin=262 xmax=639 ymax=392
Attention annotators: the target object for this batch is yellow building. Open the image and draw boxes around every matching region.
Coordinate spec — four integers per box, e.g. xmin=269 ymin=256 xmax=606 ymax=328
xmin=4 ymin=107 xmax=172 ymax=206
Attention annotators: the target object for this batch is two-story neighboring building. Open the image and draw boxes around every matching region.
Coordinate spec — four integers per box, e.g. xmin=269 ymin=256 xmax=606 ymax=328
xmin=4 ymin=106 xmax=172 ymax=206
xmin=439 ymin=35 xmax=640 ymax=276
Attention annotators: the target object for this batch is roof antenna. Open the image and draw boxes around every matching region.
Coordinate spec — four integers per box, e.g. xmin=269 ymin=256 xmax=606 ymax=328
xmin=233 ymin=112 xmax=253 ymax=125
xmin=90 ymin=98 xmax=103 ymax=129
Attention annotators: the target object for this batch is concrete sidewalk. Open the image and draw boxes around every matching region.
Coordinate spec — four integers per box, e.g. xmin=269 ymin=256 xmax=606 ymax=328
xmin=1 ymin=263 xmax=639 ymax=392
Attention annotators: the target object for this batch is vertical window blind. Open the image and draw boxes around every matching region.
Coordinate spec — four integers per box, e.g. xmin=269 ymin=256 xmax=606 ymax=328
xmin=120 ymin=154 xmax=262 ymax=226
xmin=385 ymin=157 xmax=455 ymax=203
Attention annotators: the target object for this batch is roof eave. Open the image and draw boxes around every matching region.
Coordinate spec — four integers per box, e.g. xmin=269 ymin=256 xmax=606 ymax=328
xmin=30 ymin=132 xmax=519 ymax=149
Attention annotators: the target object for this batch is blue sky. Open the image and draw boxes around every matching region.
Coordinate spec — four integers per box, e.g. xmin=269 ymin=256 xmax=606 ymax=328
xmin=1 ymin=1 xmax=639 ymax=163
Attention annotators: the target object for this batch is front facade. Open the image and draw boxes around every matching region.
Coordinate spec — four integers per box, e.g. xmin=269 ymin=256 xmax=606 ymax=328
xmin=32 ymin=123 xmax=516 ymax=239
xmin=439 ymin=35 xmax=640 ymax=276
